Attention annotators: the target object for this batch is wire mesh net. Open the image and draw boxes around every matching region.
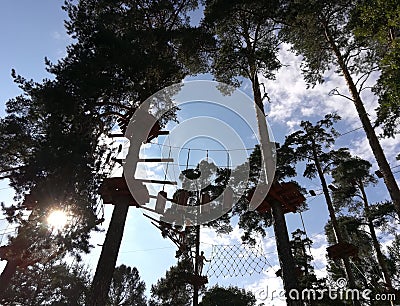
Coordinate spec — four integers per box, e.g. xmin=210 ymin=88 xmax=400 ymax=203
xmin=205 ymin=242 xmax=269 ymax=278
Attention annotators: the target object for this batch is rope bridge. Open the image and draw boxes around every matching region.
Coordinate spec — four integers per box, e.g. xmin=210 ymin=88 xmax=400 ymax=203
xmin=205 ymin=242 xmax=270 ymax=278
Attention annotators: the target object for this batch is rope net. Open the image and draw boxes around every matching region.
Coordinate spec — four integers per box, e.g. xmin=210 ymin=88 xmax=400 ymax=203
xmin=205 ymin=242 xmax=269 ymax=278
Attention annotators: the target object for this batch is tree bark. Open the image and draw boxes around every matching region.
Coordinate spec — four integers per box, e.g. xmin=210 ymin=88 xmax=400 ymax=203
xmin=358 ymin=181 xmax=393 ymax=290
xmin=252 ymin=70 xmax=301 ymax=304
xmin=87 ymin=199 xmax=130 ymax=306
xmin=271 ymin=200 xmax=302 ymax=306
xmin=324 ymin=26 xmax=400 ymax=220
xmin=0 ymin=261 xmax=17 ymax=295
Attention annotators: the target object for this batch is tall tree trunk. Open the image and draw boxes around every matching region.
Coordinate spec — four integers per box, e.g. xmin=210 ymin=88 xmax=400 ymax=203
xmin=324 ymin=26 xmax=400 ymax=220
xmin=0 ymin=261 xmax=17 ymax=295
xmin=87 ymin=199 xmax=130 ymax=306
xmin=271 ymin=200 xmax=302 ymax=306
xmin=311 ymin=140 xmax=359 ymax=300
xmin=252 ymin=73 xmax=301 ymax=304
xmin=358 ymin=181 xmax=393 ymax=290
xmin=193 ymin=225 xmax=200 ymax=306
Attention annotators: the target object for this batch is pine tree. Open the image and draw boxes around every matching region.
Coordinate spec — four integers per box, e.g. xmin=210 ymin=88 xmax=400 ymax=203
xmin=352 ymin=0 xmax=400 ymax=137
xmin=149 ymin=258 xmax=194 ymax=306
xmin=278 ymin=0 xmax=400 ymax=219
xmin=199 ymin=285 xmax=256 ymax=306
xmin=0 ymin=259 xmax=90 ymax=306
xmin=282 ymin=114 xmax=359 ymax=293
xmin=107 ymin=265 xmax=147 ymax=306
xmin=331 ymin=155 xmax=393 ymax=290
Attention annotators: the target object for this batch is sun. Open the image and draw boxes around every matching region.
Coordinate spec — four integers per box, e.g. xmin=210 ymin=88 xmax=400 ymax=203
xmin=47 ymin=210 xmax=69 ymax=230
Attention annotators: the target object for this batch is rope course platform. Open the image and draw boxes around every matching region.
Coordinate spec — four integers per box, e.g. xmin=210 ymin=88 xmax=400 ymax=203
xmin=205 ymin=242 xmax=269 ymax=278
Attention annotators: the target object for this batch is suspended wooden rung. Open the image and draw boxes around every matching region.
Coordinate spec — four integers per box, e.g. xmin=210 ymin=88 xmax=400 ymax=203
xmin=178 ymin=190 xmax=190 ymax=206
xmin=223 ymin=187 xmax=234 ymax=211
xmin=138 ymin=158 xmax=174 ymax=163
xmin=174 ymin=190 xmax=190 ymax=211
xmin=136 ymin=179 xmax=177 ymax=185
xmin=200 ymin=192 xmax=211 ymax=214
xmin=327 ymin=242 xmax=358 ymax=260
xmin=155 ymin=191 xmax=167 ymax=214
xmin=108 ymin=133 xmax=125 ymax=138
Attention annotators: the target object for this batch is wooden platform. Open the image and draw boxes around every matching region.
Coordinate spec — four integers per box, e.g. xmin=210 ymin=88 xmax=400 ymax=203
xmin=99 ymin=177 xmax=149 ymax=206
xmin=248 ymin=182 xmax=305 ymax=214
xmin=327 ymin=242 xmax=358 ymax=260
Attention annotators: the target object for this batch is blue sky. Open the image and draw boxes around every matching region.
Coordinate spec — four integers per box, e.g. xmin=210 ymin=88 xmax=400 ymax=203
xmin=0 ymin=1 xmax=399 ymax=305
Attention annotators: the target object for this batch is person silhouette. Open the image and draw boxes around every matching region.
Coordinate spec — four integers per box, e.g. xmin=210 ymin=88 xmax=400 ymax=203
xmin=197 ymin=251 xmax=210 ymax=275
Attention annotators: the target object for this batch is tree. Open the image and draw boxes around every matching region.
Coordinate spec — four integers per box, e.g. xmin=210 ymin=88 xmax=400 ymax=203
xmin=0 ymin=259 xmax=90 ymax=306
xmin=278 ymin=0 xmax=400 ymax=219
xmin=0 ymin=76 xmax=106 ymax=293
xmin=231 ymin=144 xmax=304 ymax=306
xmin=331 ymin=155 xmax=393 ymax=290
xmin=282 ymin=114 xmax=359 ymax=293
xmin=352 ymin=0 xmax=400 ymax=137
xmin=203 ymin=4 xmax=311 ymax=302
xmin=149 ymin=258 xmax=194 ymax=306
xmin=107 ymin=265 xmax=146 ymax=306
xmin=324 ymin=216 xmax=393 ymax=305
xmin=387 ymin=234 xmax=400 ymax=288
xmin=51 ymin=1 xmax=214 ymax=304
xmin=289 ymin=229 xmax=318 ymax=290
xmin=199 ymin=285 xmax=256 ymax=306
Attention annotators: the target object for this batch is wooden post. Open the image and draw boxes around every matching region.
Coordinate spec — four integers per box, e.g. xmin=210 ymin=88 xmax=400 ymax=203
xmin=87 ymin=198 xmax=130 ymax=306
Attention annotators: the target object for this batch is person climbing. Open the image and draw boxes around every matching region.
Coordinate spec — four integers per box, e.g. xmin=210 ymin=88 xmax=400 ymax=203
xmin=196 ymin=251 xmax=210 ymax=275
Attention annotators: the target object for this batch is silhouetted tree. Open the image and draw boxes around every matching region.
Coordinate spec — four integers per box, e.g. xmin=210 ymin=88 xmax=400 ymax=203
xmin=0 ymin=259 xmax=90 ymax=306
xmin=107 ymin=265 xmax=146 ymax=306
xmin=199 ymin=285 xmax=256 ymax=306
xmin=279 ymin=0 xmax=400 ymax=219
xmin=149 ymin=258 xmax=194 ymax=306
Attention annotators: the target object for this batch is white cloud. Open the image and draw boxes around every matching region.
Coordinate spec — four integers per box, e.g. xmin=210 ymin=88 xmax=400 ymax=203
xmin=260 ymin=44 xmax=375 ymax=131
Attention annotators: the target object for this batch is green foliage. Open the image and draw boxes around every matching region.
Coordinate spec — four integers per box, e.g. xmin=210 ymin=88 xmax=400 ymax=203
xmin=0 ymin=0 xmax=215 ymax=277
xmin=282 ymin=113 xmax=348 ymax=179
xmin=0 ymin=260 xmax=90 ymax=305
xmin=203 ymin=0 xmax=280 ymax=90
xmin=279 ymin=0 xmax=369 ymax=86
xmin=331 ymin=155 xmax=376 ymax=212
xmin=353 ymin=0 xmax=400 ymax=137
xmin=387 ymin=234 xmax=400 ymax=287
xmin=290 ymin=229 xmax=318 ymax=289
xmin=107 ymin=265 xmax=146 ymax=306
xmin=324 ymin=217 xmax=385 ymax=290
xmin=149 ymin=258 xmax=194 ymax=306
xmin=199 ymin=285 xmax=256 ymax=306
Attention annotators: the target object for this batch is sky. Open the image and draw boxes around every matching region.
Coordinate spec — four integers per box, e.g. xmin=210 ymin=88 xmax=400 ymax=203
xmin=0 ymin=1 xmax=399 ymax=305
